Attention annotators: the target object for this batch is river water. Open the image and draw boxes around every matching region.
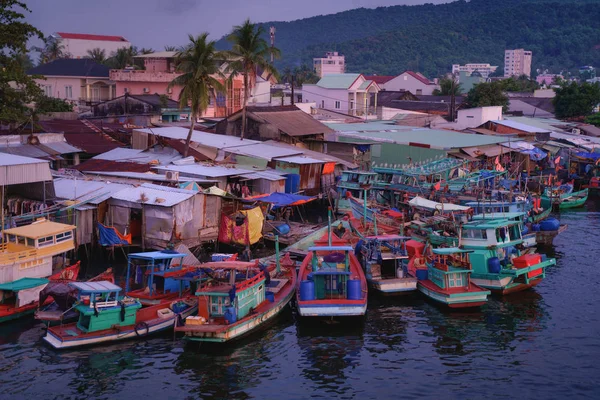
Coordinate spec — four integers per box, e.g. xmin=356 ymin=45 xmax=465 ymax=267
xmin=1 ymin=200 xmax=599 ymax=400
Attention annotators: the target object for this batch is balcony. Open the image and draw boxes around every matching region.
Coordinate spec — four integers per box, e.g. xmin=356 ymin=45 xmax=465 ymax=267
xmin=110 ymin=69 xmax=181 ymax=83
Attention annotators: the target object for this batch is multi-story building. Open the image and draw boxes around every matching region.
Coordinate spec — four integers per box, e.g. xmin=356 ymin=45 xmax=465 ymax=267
xmin=51 ymin=32 xmax=131 ymax=59
xmin=504 ymin=49 xmax=532 ymax=77
xmin=451 ymin=63 xmax=498 ymax=78
xmin=109 ymin=51 xmax=267 ymax=118
xmin=313 ymin=52 xmax=345 ymax=78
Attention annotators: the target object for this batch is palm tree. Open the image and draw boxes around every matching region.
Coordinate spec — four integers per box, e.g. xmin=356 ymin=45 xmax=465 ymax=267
xmin=34 ymin=38 xmax=68 ymax=64
xmin=164 ymin=45 xmax=178 ymax=51
xmin=169 ymin=33 xmax=226 ymax=157
xmin=226 ymin=19 xmax=279 ymax=139
xmin=108 ymin=46 xmax=138 ymax=69
xmin=139 ymin=47 xmax=155 ymax=55
xmin=15 ymin=52 xmax=34 ymax=71
xmin=86 ymin=48 xmax=106 ymax=64
xmin=433 ymin=76 xmax=462 ymax=96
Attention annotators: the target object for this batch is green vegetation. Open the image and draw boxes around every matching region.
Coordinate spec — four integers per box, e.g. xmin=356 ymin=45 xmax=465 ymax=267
xmin=585 ymin=113 xmax=600 ymax=127
xmin=216 ymin=0 xmax=600 ymax=78
xmin=0 ymin=1 xmax=44 ymax=124
xmin=35 ymin=95 xmax=73 ymax=113
xmin=169 ymin=33 xmax=226 ymax=157
xmin=433 ymin=77 xmax=462 ymax=96
xmin=86 ymin=48 xmax=107 ymax=64
xmin=465 ymin=82 xmax=509 ymax=112
xmin=553 ymin=82 xmax=600 ymax=119
xmin=498 ymin=76 xmax=539 ymax=93
xmin=225 ymin=19 xmax=279 ymax=139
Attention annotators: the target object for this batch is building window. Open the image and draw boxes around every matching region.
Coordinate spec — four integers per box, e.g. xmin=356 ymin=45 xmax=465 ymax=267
xmin=44 ymin=85 xmax=52 ymax=97
xmin=416 ymin=89 xmax=422 ymax=95
xmin=64 ymin=85 xmax=72 ymax=99
xmin=321 ymin=100 xmax=325 ymax=108
xmin=335 ymin=101 xmax=340 ymax=109
xmin=124 ymin=88 xmax=129 ymax=94
xmin=143 ymin=87 xmax=149 ymax=93
xmin=167 ymin=87 xmax=173 ymax=94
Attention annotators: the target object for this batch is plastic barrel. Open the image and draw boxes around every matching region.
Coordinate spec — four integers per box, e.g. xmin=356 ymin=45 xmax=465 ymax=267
xmin=540 ymin=218 xmax=560 ymax=231
xmin=274 ymin=224 xmax=290 ymax=235
xmin=521 ymin=225 xmax=529 ymax=235
xmin=265 ymin=291 xmax=275 ymax=303
xmin=532 ymin=223 xmax=541 ymax=232
xmin=540 ymin=254 xmax=547 ymax=262
xmin=299 ymin=280 xmax=315 ymax=301
xmin=347 ymin=280 xmax=362 ymax=300
xmin=224 ymin=307 xmax=237 ymax=324
xmin=415 ymin=269 xmax=428 ymax=281
xmin=488 ymin=256 xmax=502 ymax=273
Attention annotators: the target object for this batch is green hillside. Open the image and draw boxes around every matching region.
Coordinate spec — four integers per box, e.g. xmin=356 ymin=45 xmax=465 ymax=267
xmin=216 ymin=0 xmax=600 ymax=78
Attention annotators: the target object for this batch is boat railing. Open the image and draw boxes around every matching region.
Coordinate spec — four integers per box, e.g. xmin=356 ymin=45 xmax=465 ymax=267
xmin=95 ymin=300 xmax=119 ymax=309
xmin=0 ymin=247 xmax=39 ymax=263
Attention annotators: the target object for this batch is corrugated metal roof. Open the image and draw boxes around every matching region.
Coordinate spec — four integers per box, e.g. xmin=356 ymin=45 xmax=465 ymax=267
xmin=93 ymin=147 xmax=182 ymax=165
xmin=491 ymin=119 xmax=549 ymax=133
xmin=264 ymin=140 xmax=358 ymax=168
xmin=500 ymin=141 xmax=535 ymax=151
xmin=462 ymin=145 xmax=504 ymax=158
xmin=74 ymin=159 xmax=152 ymax=173
xmin=358 ymin=80 xmax=375 ymax=90
xmin=135 ymin=127 xmax=261 ymax=149
xmin=0 ymin=154 xmax=52 ymax=185
xmin=41 ymin=141 xmax=82 ymax=154
xmin=93 ymin=148 xmax=143 ymax=160
xmin=243 ymin=107 xmax=335 ymax=137
xmin=237 ymin=170 xmax=288 ymax=181
xmin=223 ymin=143 xmax=303 ymax=160
xmin=550 ymin=131 xmax=600 ymax=150
xmin=82 ymin=170 xmax=218 ymax=183
xmin=0 ymin=144 xmax=57 ymax=159
xmin=275 ymin=155 xmax=327 ymax=165
xmin=504 ymin=116 xmax=575 ymax=132
xmin=53 ymin=178 xmax=132 ymax=204
xmin=111 ymin=183 xmax=195 ymax=207
xmin=155 ymin=164 xmax=257 ymax=178
xmin=314 ymin=73 xmax=361 ymax=89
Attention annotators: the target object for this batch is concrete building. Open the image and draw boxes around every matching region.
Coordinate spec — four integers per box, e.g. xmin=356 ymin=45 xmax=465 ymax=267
xmin=313 ymin=52 xmax=345 ymax=78
xmin=452 ymin=63 xmax=498 ymax=78
xmin=536 ymin=73 xmax=563 ymax=86
xmin=27 ymin=58 xmax=115 ymax=109
xmin=51 ymin=32 xmax=131 ymax=59
xmin=382 ymin=71 xmax=439 ymax=95
xmin=456 ymin=106 xmax=503 ymax=129
xmin=504 ymin=49 xmax=532 ymax=77
xmin=302 ymin=73 xmax=380 ymax=117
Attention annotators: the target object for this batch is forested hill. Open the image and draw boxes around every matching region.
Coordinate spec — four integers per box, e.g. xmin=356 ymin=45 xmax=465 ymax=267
xmin=216 ymin=0 xmax=600 ymax=78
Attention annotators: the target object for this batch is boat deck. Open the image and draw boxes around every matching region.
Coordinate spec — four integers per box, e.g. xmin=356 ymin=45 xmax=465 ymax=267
xmin=418 ymin=279 xmax=486 ymax=295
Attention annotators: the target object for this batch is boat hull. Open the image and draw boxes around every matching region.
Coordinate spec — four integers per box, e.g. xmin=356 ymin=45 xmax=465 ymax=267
xmin=470 ymin=258 xmax=553 ymax=294
xmin=297 ymin=301 xmax=368 ymax=317
xmin=0 ymin=305 xmax=37 ymax=324
xmin=417 ymin=280 xmax=489 ymax=308
xmin=43 ymin=303 xmax=197 ymax=349
xmin=368 ymin=277 xmax=417 ymax=295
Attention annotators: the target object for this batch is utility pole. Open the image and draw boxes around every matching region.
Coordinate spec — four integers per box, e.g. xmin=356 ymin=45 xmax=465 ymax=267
xmin=291 ymin=75 xmax=295 ymax=106
xmin=450 ymin=74 xmax=456 ymax=122
xmin=269 ymin=26 xmax=276 ymax=63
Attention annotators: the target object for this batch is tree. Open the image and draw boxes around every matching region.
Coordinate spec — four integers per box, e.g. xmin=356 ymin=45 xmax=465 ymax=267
xmin=226 ymin=19 xmax=280 ymax=139
xmin=585 ymin=113 xmax=600 ymax=127
xmin=34 ymin=37 xmax=69 ymax=64
xmin=433 ymin=76 xmax=462 ymax=96
xmin=465 ymin=81 xmax=509 ymax=112
xmin=169 ymin=33 xmax=226 ymax=157
xmin=498 ymin=76 xmax=539 ymax=92
xmin=139 ymin=47 xmax=154 ymax=55
xmin=0 ymin=1 xmax=44 ymax=124
xmin=107 ymin=46 xmax=138 ymax=69
xmin=164 ymin=45 xmax=178 ymax=51
xmin=15 ymin=51 xmax=34 ymax=71
xmin=86 ymin=48 xmax=106 ymax=64
xmin=553 ymin=82 xmax=600 ymax=119
xmin=35 ymin=95 xmax=73 ymax=113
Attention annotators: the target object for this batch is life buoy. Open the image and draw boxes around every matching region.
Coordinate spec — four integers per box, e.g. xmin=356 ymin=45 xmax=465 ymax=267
xmin=134 ymin=322 xmax=150 ymax=337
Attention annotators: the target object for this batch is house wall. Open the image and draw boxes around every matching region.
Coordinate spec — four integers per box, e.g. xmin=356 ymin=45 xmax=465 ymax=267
xmin=60 ymin=38 xmax=131 ymax=59
xmin=34 ymin=77 xmax=83 ymax=101
xmin=383 ymin=73 xmax=438 ymax=95
xmin=250 ymin=79 xmax=271 ymax=104
xmin=302 ymin=85 xmax=349 ymax=113
xmin=457 ymin=106 xmax=503 ymax=128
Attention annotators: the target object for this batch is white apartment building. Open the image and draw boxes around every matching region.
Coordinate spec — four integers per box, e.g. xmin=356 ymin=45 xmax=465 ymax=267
xmin=313 ymin=52 xmax=345 ymax=78
xmin=504 ymin=49 xmax=532 ymax=78
xmin=451 ymin=63 xmax=498 ymax=78
xmin=51 ymin=32 xmax=131 ymax=59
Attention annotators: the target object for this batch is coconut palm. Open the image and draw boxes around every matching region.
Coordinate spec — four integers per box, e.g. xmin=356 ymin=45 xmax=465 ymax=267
xmin=226 ymin=19 xmax=279 ymax=139
xmin=107 ymin=46 xmax=138 ymax=69
xmin=164 ymin=45 xmax=178 ymax=51
xmin=169 ymin=33 xmax=226 ymax=157
xmin=86 ymin=48 xmax=106 ymax=64
xmin=34 ymin=38 xmax=68 ymax=64
xmin=139 ymin=47 xmax=155 ymax=55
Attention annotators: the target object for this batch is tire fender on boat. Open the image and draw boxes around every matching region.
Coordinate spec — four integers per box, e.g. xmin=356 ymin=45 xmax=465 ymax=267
xmin=134 ymin=322 xmax=150 ymax=337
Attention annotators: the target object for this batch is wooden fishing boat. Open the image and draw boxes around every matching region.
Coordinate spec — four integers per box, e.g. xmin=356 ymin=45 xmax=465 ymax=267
xmin=460 ymin=219 xmax=556 ymax=294
xmin=296 ymin=244 xmax=368 ymax=317
xmin=0 ymin=219 xmax=77 ymax=324
xmin=406 ymin=242 xmax=490 ymax=308
xmin=336 ymin=170 xmax=379 ymax=214
xmin=43 ymin=281 xmax=197 ymax=349
xmin=558 ymin=189 xmax=588 ymax=209
xmin=357 ymin=235 xmax=417 ymax=295
xmin=542 ymin=184 xmax=588 ymax=210
xmin=175 ymin=257 xmax=296 ymax=343
xmin=126 ymin=250 xmax=192 ymax=305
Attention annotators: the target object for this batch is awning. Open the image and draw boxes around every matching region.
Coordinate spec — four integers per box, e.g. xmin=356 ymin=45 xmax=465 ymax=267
xmin=245 ymin=192 xmax=317 ymax=208
xmin=0 ymin=277 xmax=49 ymax=291
xmin=409 ymin=196 xmax=471 ymax=212
xmin=462 ymin=145 xmax=505 ymax=158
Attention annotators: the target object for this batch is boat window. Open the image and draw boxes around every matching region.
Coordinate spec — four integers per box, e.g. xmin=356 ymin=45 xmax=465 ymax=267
xmin=56 ymin=231 xmax=72 ymax=243
xmin=17 ymin=236 xmax=26 ymax=245
xmin=464 ymin=229 xmax=487 ymax=240
xmin=26 ymin=238 xmax=35 ymax=247
xmin=447 ymin=273 xmax=464 ymax=288
xmin=38 ymin=236 xmax=55 ymax=247
xmin=509 ymin=225 xmax=521 ymax=241
xmin=5 ymin=234 xmax=16 ymax=243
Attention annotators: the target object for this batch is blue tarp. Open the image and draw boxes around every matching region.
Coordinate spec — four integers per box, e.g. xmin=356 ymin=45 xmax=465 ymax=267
xmin=521 ymin=147 xmax=547 ymax=161
xmin=576 ymin=152 xmax=600 ymax=161
xmin=98 ymin=223 xmax=129 ymax=246
xmin=249 ymin=192 xmax=317 ymax=208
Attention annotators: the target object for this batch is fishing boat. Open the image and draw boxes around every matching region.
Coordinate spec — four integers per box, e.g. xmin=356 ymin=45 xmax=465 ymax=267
xmin=0 ymin=219 xmax=76 ymax=323
xmin=175 ymin=251 xmax=296 ymax=343
xmin=356 ymin=235 xmax=417 ymax=294
xmin=406 ymin=242 xmax=490 ymax=308
xmin=126 ymin=250 xmax=192 ymax=305
xmin=541 ymin=183 xmax=588 ymax=210
xmin=43 ymin=280 xmax=197 ymax=349
xmin=296 ymin=243 xmax=368 ymax=317
xmin=558 ymin=188 xmax=588 ymax=209
xmin=460 ymin=219 xmax=556 ymax=294
xmin=336 ymin=170 xmax=379 ymax=214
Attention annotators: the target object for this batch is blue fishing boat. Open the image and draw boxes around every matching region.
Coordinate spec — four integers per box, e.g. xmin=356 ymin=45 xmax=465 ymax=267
xmin=356 ymin=235 xmax=417 ymax=294
xmin=336 ymin=171 xmax=378 ymax=214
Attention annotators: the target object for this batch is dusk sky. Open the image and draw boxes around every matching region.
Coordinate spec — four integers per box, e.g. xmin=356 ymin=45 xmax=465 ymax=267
xmin=25 ymin=0 xmax=450 ymax=50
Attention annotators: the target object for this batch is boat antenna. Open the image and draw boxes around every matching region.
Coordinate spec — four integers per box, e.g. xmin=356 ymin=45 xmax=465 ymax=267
xmin=327 ymin=207 xmax=332 ymax=247
xmin=275 ymin=234 xmax=281 ymax=273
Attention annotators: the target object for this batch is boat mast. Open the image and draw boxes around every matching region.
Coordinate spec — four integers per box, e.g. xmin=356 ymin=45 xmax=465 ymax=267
xmin=327 ymin=207 xmax=332 ymax=247
xmin=275 ymin=234 xmax=281 ymax=273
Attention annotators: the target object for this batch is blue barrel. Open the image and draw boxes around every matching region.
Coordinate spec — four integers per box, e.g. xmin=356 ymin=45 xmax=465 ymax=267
xmin=299 ymin=280 xmax=315 ymax=301
xmin=415 ymin=269 xmax=428 ymax=281
xmin=347 ymin=280 xmax=362 ymax=300
xmin=532 ymin=223 xmax=541 ymax=232
xmin=488 ymin=257 xmax=502 ymax=273
xmin=541 ymin=254 xmax=547 ymax=262
xmin=285 ymin=174 xmax=300 ymax=193
xmin=540 ymin=218 xmax=560 ymax=231
xmin=224 ymin=307 xmax=237 ymax=324
xmin=274 ymin=224 xmax=290 ymax=235
xmin=265 ymin=291 xmax=275 ymax=303
xmin=521 ymin=225 xmax=529 ymax=235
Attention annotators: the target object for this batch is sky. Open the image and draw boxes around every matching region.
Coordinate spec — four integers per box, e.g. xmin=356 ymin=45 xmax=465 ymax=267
xmin=24 ymin=0 xmax=450 ymax=51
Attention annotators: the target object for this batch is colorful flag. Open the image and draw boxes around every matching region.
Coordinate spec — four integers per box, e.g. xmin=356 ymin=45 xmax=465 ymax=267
xmin=554 ymin=155 xmax=561 ymax=165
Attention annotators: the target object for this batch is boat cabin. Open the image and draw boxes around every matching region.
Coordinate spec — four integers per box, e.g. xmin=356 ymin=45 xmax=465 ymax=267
xmin=126 ymin=251 xmax=190 ymax=303
xmin=427 ymin=248 xmax=473 ymax=290
xmin=0 ymin=277 xmax=49 ymax=310
xmin=472 ymin=211 xmax=527 ymax=224
xmin=305 ymin=245 xmax=357 ymax=300
xmin=71 ymin=281 xmax=141 ymax=333
xmin=465 ymin=200 xmax=529 ymax=215
xmin=461 ymin=219 xmax=523 ymax=249
xmin=336 ymin=171 xmax=378 ymax=213
xmin=1 ymin=219 xmax=76 ymax=282
xmin=361 ymin=235 xmax=410 ymax=280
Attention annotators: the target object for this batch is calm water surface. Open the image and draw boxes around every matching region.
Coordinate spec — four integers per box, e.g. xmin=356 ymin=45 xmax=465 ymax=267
xmin=1 ymin=201 xmax=600 ymax=399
